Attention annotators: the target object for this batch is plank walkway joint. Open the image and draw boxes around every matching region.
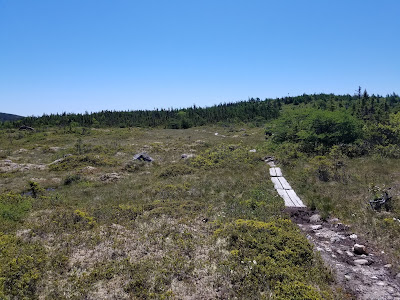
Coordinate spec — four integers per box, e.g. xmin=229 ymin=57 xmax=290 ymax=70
xmin=269 ymin=167 xmax=306 ymax=208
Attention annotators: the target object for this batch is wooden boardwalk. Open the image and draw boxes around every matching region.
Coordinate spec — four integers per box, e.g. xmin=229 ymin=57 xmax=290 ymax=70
xmin=269 ymin=167 xmax=306 ymax=208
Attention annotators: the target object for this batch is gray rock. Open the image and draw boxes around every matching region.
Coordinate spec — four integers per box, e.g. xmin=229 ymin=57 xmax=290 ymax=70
xmin=329 ymin=218 xmax=340 ymax=223
xmin=311 ymin=225 xmax=322 ymax=230
xmin=353 ymin=244 xmax=367 ymax=255
xmin=133 ymin=152 xmax=153 ymax=162
xmin=349 ymin=234 xmax=358 ymax=240
xmin=100 ymin=173 xmax=121 ymax=182
xmin=249 ymin=149 xmax=257 ymax=153
xmin=384 ymin=264 xmax=392 ymax=269
xmin=346 ymin=250 xmax=354 ymax=257
xmin=181 ymin=154 xmax=195 ymax=159
xmin=309 ymin=214 xmax=321 ymax=223
xmin=344 ymin=274 xmax=351 ymax=280
xmin=353 ymin=259 xmax=370 ymax=265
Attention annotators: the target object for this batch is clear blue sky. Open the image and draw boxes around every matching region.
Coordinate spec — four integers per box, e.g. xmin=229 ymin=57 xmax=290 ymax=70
xmin=1 ymin=0 xmax=399 ymax=116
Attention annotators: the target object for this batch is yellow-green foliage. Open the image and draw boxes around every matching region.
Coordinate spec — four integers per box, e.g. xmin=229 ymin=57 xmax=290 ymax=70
xmin=273 ymin=281 xmax=323 ymax=300
xmin=0 ymin=193 xmax=32 ymax=232
xmin=215 ymin=218 xmax=332 ymax=299
xmin=73 ymin=209 xmax=96 ymax=229
xmin=0 ymin=233 xmax=46 ymax=299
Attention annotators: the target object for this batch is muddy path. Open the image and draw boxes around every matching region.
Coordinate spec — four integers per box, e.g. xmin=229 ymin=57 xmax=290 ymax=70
xmin=288 ymin=208 xmax=400 ymax=300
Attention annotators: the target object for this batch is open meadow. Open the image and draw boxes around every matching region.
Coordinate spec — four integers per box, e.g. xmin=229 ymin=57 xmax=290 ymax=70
xmin=0 ymin=125 xmax=348 ymax=299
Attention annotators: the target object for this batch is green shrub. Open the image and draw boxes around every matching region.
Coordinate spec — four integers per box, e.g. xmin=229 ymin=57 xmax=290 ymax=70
xmin=157 ymin=164 xmax=194 ymax=178
xmin=0 ymin=193 xmax=32 ymax=232
xmin=28 ymin=181 xmax=44 ymax=198
xmin=124 ymin=160 xmax=146 ymax=172
xmin=271 ymin=108 xmax=362 ymax=154
xmin=191 ymin=144 xmax=260 ymax=169
xmin=215 ymin=218 xmax=332 ymax=298
xmin=273 ymin=281 xmax=322 ymax=300
xmin=0 ymin=233 xmax=46 ymax=299
xmin=64 ymin=174 xmax=82 ymax=185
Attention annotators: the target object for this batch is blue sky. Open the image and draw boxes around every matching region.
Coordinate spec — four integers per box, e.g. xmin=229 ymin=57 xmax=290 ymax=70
xmin=1 ymin=0 xmax=399 ymax=116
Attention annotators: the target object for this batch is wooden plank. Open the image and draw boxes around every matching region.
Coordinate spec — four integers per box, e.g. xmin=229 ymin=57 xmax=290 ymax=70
xmin=269 ymin=167 xmax=283 ymax=177
xmin=276 ymin=189 xmax=296 ymax=207
xmin=271 ymin=177 xmax=284 ymax=189
xmin=274 ymin=168 xmax=282 ymax=177
xmin=286 ymin=189 xmax=306 ymax=207
xmin=277 ymin=177 xmax=292 ymax=190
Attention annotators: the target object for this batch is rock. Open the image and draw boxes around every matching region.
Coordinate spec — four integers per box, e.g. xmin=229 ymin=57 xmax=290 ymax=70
xmin=344 ymin=274 xmax=351 ymax=280
xmin=329 ymin=217 xmax=340 ymax=223
xmin=133 ymin=152 xmax=153 ymax=162
xmin=100 ymin=173 xmax=121 ymax=182
xmin=264 ymin=156 xmax=274 ymax=161
xmin=376 ymin=281 xmax=386 ymax=286
xmin=353 ymin=259 xmax=371 ymax=266
xmin=48 ymin=147 xmax=61 ymax=152
xmin=349 ymin=234 xmax=358 ymax=240
xmin=346 ymin=251 xmax=354 ymax=257
xmin=49 ymin=154 xmax=72 ymax=165
xmin=309 ymin=214 xmax=321 ymax=223
xmin=311 ymin=225 xmax=323 ymax=230
xmin=353 ymin=244 xmax=367 ymax=255
xmin=396 ymin=273 xmax=400 ymax=279
xmin=181 ymin=154 xmax=195 ymax=159
xmin=81 ymin=166 xmax=97 ymax=174
xmin=384 ymin=264 xmax=392 ymax=269
xmin=336 ymin=249 xmax=344 ymax=255
xmin=249 ymin=149 xmax=257 ymax=153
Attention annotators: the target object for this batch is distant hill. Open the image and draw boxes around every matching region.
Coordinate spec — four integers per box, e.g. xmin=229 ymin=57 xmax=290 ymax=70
xmin=0 ymin=112 xmax=23 ymax=122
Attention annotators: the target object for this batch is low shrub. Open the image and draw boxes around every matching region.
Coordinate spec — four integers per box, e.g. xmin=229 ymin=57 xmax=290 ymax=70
xmin=0 ymin=193 xmax=32 ymax=232
xmin=157 ymin=164 xmax=194 ymax=178
xmin=215 ymin=218 xmax=333 ymax=299
xmin=0 ymin=233 xmax=47 ymax=299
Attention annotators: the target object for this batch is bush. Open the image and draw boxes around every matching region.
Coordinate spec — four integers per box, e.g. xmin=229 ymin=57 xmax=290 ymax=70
xmin=157 ymin=164 xmax=194 ymax=178
xmin=0 ymin=233 xmax=46 ymax=299
xmin=271 ymin=109 xmax=362 ymax=154
xmin=215 ymin=218 xmax=332 ymax=298
xmin=0 ymin=193 xmax=32 ymax=232
xmin=64 ymin=174 xmax=82 ymax=185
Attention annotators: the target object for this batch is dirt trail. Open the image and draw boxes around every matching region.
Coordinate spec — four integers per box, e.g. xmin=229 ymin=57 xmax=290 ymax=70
xmin=266 ymin=158 xmax=400 ymax=299
xmin=289 ymin=208 xmax=400 ymax=299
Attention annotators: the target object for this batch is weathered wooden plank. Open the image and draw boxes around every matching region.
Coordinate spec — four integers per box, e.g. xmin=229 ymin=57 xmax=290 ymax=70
xmin=271 ymin=177 xmax=284 ymax=189
xmin=277 ymin=177 xmax=292 ymax=190
xmin=276 ymin=189 xmax=296 ymax=207
xmin=286 ymin=189 xmax=306 ymax=207
xmin=269 ymin=167 xmax=283 ymax=177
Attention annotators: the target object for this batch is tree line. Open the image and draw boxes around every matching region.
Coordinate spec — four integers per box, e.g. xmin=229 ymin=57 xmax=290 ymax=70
xmin=1 ymin=92 xmax=399 ymax=131
xmin=0 ymin=98 xmax=280 ymax=129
